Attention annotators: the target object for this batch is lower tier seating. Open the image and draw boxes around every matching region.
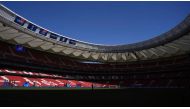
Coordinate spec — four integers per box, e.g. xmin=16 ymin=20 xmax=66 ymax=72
xmin=0 ymin=68 xmax=64 ymax=78
xmin=0 ymin=75 xmax=112 ymax=88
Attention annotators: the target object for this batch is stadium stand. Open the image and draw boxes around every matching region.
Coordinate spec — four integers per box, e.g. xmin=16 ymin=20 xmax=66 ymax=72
xmin=0 ymin=42 xmax=190 ymax=87
xmin=0 ymin=68 xmax=112 ymax=88
xmin=0 ymin=4 xmax=190 ymax=106
xmin=0 ymin=4 xmax=189 ymax=90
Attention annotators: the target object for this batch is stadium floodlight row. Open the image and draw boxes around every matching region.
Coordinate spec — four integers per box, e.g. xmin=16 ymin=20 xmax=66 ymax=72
xmin=0 ymin=4 xmax=190 ymax=62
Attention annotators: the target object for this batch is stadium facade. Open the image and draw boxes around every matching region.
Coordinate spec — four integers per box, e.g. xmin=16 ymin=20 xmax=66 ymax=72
xmin=0 ymin=4 xmax=190 ymax=88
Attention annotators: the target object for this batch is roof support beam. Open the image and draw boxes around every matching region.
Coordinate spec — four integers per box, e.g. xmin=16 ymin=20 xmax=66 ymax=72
xmin=121 ymin=53 xmax=127 ymax=61
xmin=81 ymin=51 xmax=91 ymax=59
xmin=165 ymin=44 xmax=179 ymax=50
xmin=139 ymin=51 xmax=148 ymax=58
xmin=130 ymin=52 xmax=138 ymax=60
xmin=157 ymin=46 xmax=168 ymax=54
xmin=0 ymin=32 xmax=24 ymax=40
xmin=148 ymin=48 xmax=159 ymax=57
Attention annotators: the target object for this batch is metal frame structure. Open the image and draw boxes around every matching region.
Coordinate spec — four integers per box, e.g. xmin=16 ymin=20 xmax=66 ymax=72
xmin=0 ymin=4 xmax=190 ymax=62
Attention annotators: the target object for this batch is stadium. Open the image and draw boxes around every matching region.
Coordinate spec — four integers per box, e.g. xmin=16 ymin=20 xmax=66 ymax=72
xmin=0 ymin=3 xmax=190 ymax=106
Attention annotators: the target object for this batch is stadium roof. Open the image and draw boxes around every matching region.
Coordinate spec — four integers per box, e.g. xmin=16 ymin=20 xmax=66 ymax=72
xmin=0 ymin=4 xmax=190 ymax=62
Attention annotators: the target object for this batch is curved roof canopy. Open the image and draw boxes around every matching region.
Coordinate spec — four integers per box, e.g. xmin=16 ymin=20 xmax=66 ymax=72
xmin=0 ymin=4 xmax=190 ymax=62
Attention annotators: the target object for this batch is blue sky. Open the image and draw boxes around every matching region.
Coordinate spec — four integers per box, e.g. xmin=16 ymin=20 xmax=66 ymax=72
xmin=1 ymin=1 xmax=190 ymax=45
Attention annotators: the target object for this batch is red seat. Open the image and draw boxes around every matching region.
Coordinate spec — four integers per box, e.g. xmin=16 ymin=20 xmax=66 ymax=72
xmin=3 ymin=75 xmax=26 ymax=86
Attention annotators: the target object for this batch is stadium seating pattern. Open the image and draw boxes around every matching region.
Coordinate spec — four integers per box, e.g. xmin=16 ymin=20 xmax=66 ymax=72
xmin=0 ymin=41 xmax=190 ymax=88
xmin=0 ymin=68 xmax=111 ymax=88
